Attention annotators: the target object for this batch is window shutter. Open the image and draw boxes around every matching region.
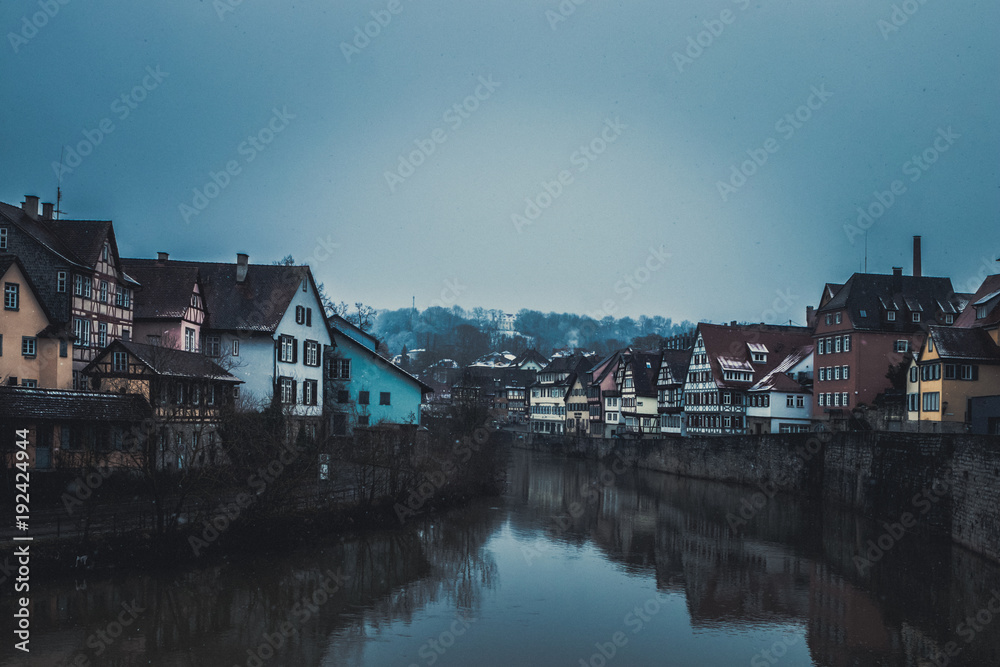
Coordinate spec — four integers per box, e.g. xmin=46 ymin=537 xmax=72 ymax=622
xmin=293 ymin=380 xmax=298 ymax=403
xmin=292 ymin=338 xmax=298 ymax=363
xmin=306 ymin=308 xmax=312 ymax=326
xmin=972 ymin=365 xmax=979 ymax=381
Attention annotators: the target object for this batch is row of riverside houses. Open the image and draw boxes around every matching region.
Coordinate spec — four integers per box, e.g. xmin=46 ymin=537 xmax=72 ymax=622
xmin=526 ymin=237 xmax=1000 ymax=437
xmin=0 ymin=195 xmax=431 ymax=472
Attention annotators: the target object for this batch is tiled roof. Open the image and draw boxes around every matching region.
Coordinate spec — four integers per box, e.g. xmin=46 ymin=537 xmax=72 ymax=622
xmin=0 ymin=386 xmax=152 ymax=421
xmin=819 ymin=272 xmax=962 ymax=332
xmin=928 ymin=326 xmax=1000 ymax=362
xmin=750 ymin=345 xmax=814 ymax=393
xmin=954 ymin=274 xmax=1000 ymax=329
xmin=624 ymin=351 xmax=659 ymax=397
xmin=85 ymin=340 xmax=242 ymax=382
xmin=697 ymin=323 xmax=814 ymax=390
xmin=122 ymin=262 xmax=201 ymax=320
xmin=123 ymin=258 xmax=310 ymax=333
xmin=658 ymin=349 xmax=691 ymax=387
xmin=511 ymin=348 xmax=548 ymax=368
xmin=44 ymin=220 xmax=113 ymax=267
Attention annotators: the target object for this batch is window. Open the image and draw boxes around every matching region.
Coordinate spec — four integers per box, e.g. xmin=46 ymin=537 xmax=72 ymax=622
xmin=895 ymin=340 xmax=908 ymax=353
xmin=233 ymin=340 xmax=240 ymax=356
xmin=835 ymin=312 xmax=842 ymax=324
xmin=819 ymin=367 xmax=826 ymax=381
xmin=205 ymin=335 xmax=220 ymax=357
xmin=887 ymin=310 xmax=896 ymax=321
xmin=3 ymin=283 xmax=18 ymax=310
xmin=184 ymin=327 xmax=196 ymax=352
xmin=922 ymin=392 xmax=940 ymax=412
xmin=21 ymin=337 xmax=36 ymax=357
xmin=818 ymin=393 xmax=825 ymax=407
xmin=74 ymin=318 xmax=91 ymax=347
xmin=59 ymin=339 xmax=67 ymax=357
xmin=380 ymin=391 xmax=391 ymax=405
xmin=843 ymin=335 xmax=851 ymax=352
xmin=910 ymin=366 xmax=919 ymax=383
xmin=786 ymin=395 xmax=794 ymax=408
xmin=296 ymin=305 xmax=305 ymax=324
xmin=825 ymin=314 xmax=831 ymax=326
xmin=176 ymin=383 xmax=186 ymax=404
xmin=961 ymin=365 xmax=975 ymax=381
xmin=817 ymin=339 xmax=824 ymax=355
xmin=912 ymin=312 xmax=921 ymax=323
xmin=112 ymin=351 xmax=128 ymax=372
xmin=304 ymin=340 xmax=320 ymax=367
xmin=859 ymin=309 xmax=867 ymax=318
xmin=977 ymin=305 xmax=989 ymax=319
xmin=99 ymin=280 xmax=108 ymax=303
xmin=115 ymin=285 xmax=131 ymax=308
xmin=192 ymin=384 xmax=201 ymax=405
xmin=122 ymin=328 xmax=130 ymax=342
xmin=337 ymin=389 xmax=349 ymax=404
xmin=102 ymin=244 xmax=109 ymax=261
xmin=944 ymin=364 xmax=956 ymax=380
xmin=358 ymin=390 xmax=370 ymax=405
xmin=835 ymin=337 xmax=842 ymax=353
xmin=751 ymin=352 xmax=766 ymax=363
xmin=907 ymin=393 xmax=919 ymax=411
xmin=796 ymin=395 xmax=804 ymax=408
xmin=207 ymin=385 xmax=217 ymax=406
xmin=337 ymin=358 xmax=351 ymax=379
xmin=723 ymin=416 xmax=731 ymax=428
xmin=927 ymin=338 xmax=934 ymax=353
xmin=279 ymin=335 xmax=297 ymax=363
xmin=279 ymin=377 xmax=296 ymax=404
xmin=842 ymin=392 xmax=849 ymax=407
xmin=98 ymin=322 xmax=107 ymax=348
xmin=21 ymin=379 xmax=37 ymax=388
xmin=834 ymin=393 xmax=841 ymax=407
xmin=57 ymin=271 xmax=67 ymax=292
xmin=304 ymin=379 xmax=318 ymax=406
xmin=945 ymin=314 xmax=954 ymax=324
xmin=842 ymin=365 xmax=850 ymax=380
xmin=0 ymin=227 xmax=6 ymax=250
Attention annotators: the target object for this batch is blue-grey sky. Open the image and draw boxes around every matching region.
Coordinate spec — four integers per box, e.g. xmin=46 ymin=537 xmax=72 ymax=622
xmin=3 ymin=0 xmax=997 ymax=325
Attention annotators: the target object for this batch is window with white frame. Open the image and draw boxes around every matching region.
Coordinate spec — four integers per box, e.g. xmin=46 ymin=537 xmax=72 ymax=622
xmin=796 ymin=395 xmax=804 ymax=408
xmin=304 ymin=340 xmax=320 ymax=366
xmin=907 ymin=393 xmax=918 ymax=411
xmin=205 ymin=335 xmax=220 ymax=357
xmin=74 ymin=318 xmax=91 ymax=347
xmin=184 ymin=327 xmax=196 ymax=352
xmin=98 ymin=322 xmax=107 ymax=348
xmin=99 ymin=280 xmax=108 ymax=303
xmin=57 ymin=271 xmax=67 ymax=293
xmin=303 ymin=379 xmax=318 ymax=405
xmin=912 ymin=312 xmax=921 ymax=322
xmin=835 ymin=337 xmax=842 ymax=353
xmin=922 ymin=391 xmax=940 ymax=412
xmin=842 ymin=392 xmax=849 ymax=406
xmin=894 ymin=340 xmax=908 ymax=353
xmin=279 ymin=335 xmax=296 ymax=363
xmin=4 ymin=283 xmax=18 ymax=310
xmin=232 ymin=339 xmax=240 ymax=356
xmin=887 ymin=310 xmax=896 ymax=321
xmin=21 ymin=336 xmax=36 ymax=357
xmin=786 ymin=395 xmax=794 ymax=408
xmin=961 ymin=365 xmax=974 ymax=380
xmin=843 ymin=335 xmax=851 ymax=352
xmin=279 ymin=377 xmax=295 ymax=404
xmin=842 ymin=365 xmax=849 ymax=380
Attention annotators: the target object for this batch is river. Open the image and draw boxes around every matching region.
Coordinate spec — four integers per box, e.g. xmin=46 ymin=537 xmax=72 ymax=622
xmin=4 ymin=448 xmax=1000 ymax=666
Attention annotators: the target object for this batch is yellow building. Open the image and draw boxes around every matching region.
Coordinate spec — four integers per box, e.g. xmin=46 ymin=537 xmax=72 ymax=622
xmin=905 ymin=325 xmax=1000 ymax=427
xmin=0 ymin=256 xmax=73 ymax=389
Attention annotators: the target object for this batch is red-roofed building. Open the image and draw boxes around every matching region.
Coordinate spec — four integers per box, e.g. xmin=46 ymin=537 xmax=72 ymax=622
xmin=683 ymin=323 xmax=814 ymax=436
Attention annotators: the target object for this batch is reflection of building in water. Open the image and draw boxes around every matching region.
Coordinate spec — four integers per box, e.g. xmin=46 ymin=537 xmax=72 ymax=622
xmin=807 ymin=561 xmax=896 ymax=667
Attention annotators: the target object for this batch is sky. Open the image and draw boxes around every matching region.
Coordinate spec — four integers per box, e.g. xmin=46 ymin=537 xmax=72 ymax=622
xmin=2 ymin=0 xmax=998 ymax=326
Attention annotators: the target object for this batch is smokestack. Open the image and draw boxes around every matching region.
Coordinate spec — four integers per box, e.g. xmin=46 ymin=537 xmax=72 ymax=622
xmin=21 ymin=195 xmax=39 ymax=219
xmin=913 ymin=235 xmax=922 ymax=278
xmin=41 ymin=202 xmax=54 ymax=220
xmin=236 ymin=253 xmax=249 ymax=283
xmin=806 ymin=306 xmax=815 ymax=328
xmin=157 ymin=251 xmax=169 ymax=263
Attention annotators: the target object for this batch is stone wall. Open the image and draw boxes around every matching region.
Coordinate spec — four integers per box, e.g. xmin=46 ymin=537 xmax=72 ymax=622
xmin=524 ymin=431 xmax=1000 ymax=563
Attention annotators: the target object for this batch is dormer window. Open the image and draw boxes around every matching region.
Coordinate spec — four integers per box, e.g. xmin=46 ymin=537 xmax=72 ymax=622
xmin=751 ymin=352 xmax=766 ymax=363
xmin=977 ymin=305 xmax=989 ymax=319
xmin=944 ymin=314 xmax=954 ymax=324
xmin=887 ymin=311 xmax=896 ymax=322
xmin=912 ymin=312 xmax=921 ymax=323
xmin=859 ymin=309 xmax=867 ymax=318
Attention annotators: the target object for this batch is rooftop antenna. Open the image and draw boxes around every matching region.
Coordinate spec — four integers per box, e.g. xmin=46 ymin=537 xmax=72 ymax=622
xmin=54 ymin=146 xmax=66 ymax=220
xmin=864 ymin=231 xmax=868 ymax=273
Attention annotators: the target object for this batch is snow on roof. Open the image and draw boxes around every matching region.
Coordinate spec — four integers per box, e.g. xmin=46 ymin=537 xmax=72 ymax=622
xmin=747 ymin=342 xmax=768 ymax=353
xmin=718 ymin=357 xmax=753 ymax=372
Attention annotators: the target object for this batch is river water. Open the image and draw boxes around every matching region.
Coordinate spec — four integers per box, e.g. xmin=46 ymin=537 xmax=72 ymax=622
xmin=4 ymin=448 xmax=1000 ymax=666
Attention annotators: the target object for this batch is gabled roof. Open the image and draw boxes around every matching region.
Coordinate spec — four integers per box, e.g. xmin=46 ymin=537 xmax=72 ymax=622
xmin=330 ymin=327 xmax=433 ymax=394
xmin=954 ymin=274 xmax=1000 ymax=329
xmin=927 ymin=326 xmax=1000 ymax=363
xmin=509 ymin=348 xmax=548 ymax=368
xmin=657 ymin=349 xmax=690 ymax=387
xmin=750 ymin=345 xmax=814 ymax=393
xmin=818 ymin=272 xmax=962 ymax=332
xmin=621 ymin=351 xmax=659 ymax=397
xmin=0 ymin=254 xmax=60 ymax=328
xmin=122 ymin=262 xmax=201 ymax=320
xmin=0 ymin=386 xmax=152 ymax=421
xmin=697 ymin=323 xmax=814 ymax=390
xmin=330 ymin=314 xmax=379 ymax=351
xmin=123 ymin=258 xmax=314 ymax=333
xmin=84 ymin=340 xmax=242 ymax=382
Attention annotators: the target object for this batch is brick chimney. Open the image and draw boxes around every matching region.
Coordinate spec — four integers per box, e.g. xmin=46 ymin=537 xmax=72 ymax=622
xmin=21 ymin=195 xmax=39 ymax=219
xmin=913 ymin=235 xmax=922 ymax=278
xmin=892 ymin=267 xmax=903 ymax=277
xmin=41 ymin=202 xmax=54 ymax=220
xmin=806 ymin=306 xmax=815 ymax=328
xmin=157 ymin=251 xmax=169 ymax=263
xmin=236 ymin=253 xmax=249 ymax=283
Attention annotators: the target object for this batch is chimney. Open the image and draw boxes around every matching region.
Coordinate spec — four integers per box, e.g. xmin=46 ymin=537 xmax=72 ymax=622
xmin=892 ymin=267 xmax=903 ymax=277
xmin=41 ymin=202 xmax=54 ymax=220
xmin=236 ymin=253 xmax=249 ymax=283
xmin=806 ymin=306 xmax=815 ymax=328
xmin=21 ymin=195 xmax=39 ymax=219
xmin=157 ymin=251 xmax=169 ymax=263
xmin=913 ymin=235 xmax=922 ymax=278
xmin=730 ymin=320 xmax=737 ymax=326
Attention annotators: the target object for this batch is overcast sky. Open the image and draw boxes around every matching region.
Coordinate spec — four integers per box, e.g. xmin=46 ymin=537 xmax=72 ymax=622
xmin=2 ymin=0 xmax=997 ymax=325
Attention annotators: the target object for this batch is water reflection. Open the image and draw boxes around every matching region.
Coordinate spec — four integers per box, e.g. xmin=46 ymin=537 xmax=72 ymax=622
xmin=4 ymin=448 xmax=1000 ymax=666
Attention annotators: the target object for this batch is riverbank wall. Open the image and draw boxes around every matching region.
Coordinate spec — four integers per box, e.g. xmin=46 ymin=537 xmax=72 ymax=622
xmin=523 ymin=432 xmax=1000 ymax=564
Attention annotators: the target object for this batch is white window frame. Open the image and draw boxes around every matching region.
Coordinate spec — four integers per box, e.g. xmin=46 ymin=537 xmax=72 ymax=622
xmin=57 ymin=271 xmax=67 ymax=293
